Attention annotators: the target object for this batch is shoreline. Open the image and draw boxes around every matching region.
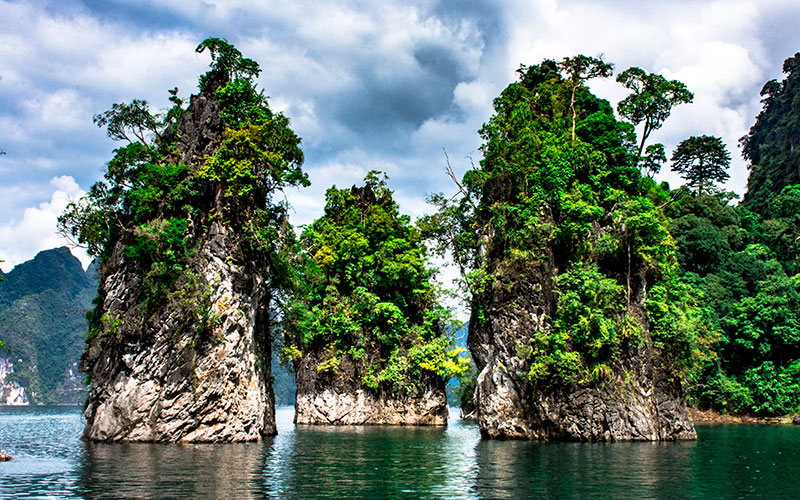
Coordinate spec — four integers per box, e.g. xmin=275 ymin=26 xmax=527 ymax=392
xmin=689 ymin=407 xmax=800 ymax=426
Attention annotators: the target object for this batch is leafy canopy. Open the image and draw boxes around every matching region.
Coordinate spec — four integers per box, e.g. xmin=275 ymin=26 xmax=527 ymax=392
xmin=616 ymin=67 xmax=693 ymax=157
xmin=670 ymin=135 xmax=731 ymax=196
xmin=669 ymin=188 xmax=800 ymax=415
xmin=286 ymin=172 xmax=466 ymax=391
xmin=425 ymin=57 xmax=705 ymax=386
xmin=196 ymin=37 xmax=261 ymax=92
xmin=59 ymin=38 xmax=307 ymax=316
xmin=741 ymin=52 xmax=800 ymax=214
xmin=558 ymin=55 xmax=614 ymax=141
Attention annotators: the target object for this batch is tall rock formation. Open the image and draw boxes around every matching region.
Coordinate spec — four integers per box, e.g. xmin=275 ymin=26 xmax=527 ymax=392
xmin=433 ymin=59 xmax=698 ymax=441
xmin=286 ymin=175 xmax=464 ymax=426
xmin=63 ymin=39 xmax=307 ymax=442
xmin=468 ymin=261 xmax=696 ymax=441
xmin=81 ymin=233 xmax=274 ymax=441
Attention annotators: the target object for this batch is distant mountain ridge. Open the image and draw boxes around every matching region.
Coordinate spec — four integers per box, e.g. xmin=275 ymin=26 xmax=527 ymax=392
xmin=0 ymin=247 xmax=95 ymax=404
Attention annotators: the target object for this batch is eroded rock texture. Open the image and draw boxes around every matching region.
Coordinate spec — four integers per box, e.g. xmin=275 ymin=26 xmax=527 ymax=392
xmin=468 ymin=263 xmax=696 ymax=442
xmin=80 ymin=92 xmax=276 ymax=442
xmin=294 ymin=356 xmax=447 ymax=426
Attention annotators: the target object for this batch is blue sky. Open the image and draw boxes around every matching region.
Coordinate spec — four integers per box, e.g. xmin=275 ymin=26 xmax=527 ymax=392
xmin=1 ymin=0 xmax=799 ymax=271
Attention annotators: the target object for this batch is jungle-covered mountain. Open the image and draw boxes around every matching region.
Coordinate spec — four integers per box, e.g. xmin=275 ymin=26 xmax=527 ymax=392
xmin=0 ymin=247 xmax=95 ymax=404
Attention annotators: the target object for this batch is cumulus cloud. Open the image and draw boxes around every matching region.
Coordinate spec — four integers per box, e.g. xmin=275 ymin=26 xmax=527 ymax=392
xmin=499 ymin=0 xmax=790 ymax=195
xmin=0 ymin=176 xmax=90 ymax=271
xmin=1 ymin=0 xmax=799 ymax=270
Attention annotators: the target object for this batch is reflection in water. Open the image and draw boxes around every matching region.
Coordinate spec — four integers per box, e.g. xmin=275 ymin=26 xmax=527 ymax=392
xmin=474 ymin=434 xmax=697 ymax=499
xmin=260 ymin=408 xmax=476 ymax=499
xmin=76 ymin=439 xmax=266 ymax=499
xmin=688 ymin=425 xmax=800 ymax=499
xmin=2 ymin=406 xmax=800 ymax=499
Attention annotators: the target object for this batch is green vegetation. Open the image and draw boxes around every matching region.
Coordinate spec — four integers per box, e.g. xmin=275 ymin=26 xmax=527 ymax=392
xmin=741 ymin=53 xmax=800 ymax=215
xmin=615 ymin=67 xmax=693 ymax=157
xmin=285 ymin=172 xmax=467 ymax=392
xmin=424 ymin=56 xmax=707 ymax=388
xmin=670 ymin=135 xmax=731 ymax=196
xmin=646 ymin=53 xmax=800 ymax=416
xmin=36 ymin=43 xmax=799 ymax=419
xmin=0 ymin=248 xmax=95 ymax=404
xmin=424 ymin=53 xmax=800 ymax=417
xmin=58 ymin=38 xmax=307 ymax=332
xmin=670 ymin=188 xmax=800 ymax=415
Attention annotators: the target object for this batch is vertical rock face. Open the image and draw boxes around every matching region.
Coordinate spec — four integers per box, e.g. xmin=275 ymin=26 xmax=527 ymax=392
xmin=469 ymin=262 xmax=696 ymax=442
xmin=293 ymin=354 xmax=448 ymax=426
xmin=79 ymin=93 xmax=275 ymax=442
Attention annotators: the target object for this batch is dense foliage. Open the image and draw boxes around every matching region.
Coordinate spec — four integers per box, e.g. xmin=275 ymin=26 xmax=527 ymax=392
xmin=58 ymin=38 xmax=308 ymax=331
xmin=741 ymin=53 xmax=800 ymax=215
xmin=670 ymin=189 xmax=800 ymax=415
xmin=424 ymin=57 xmax=708 ymax=387
xmin=615 ymin=67 xmax=693 ymax=157
xmin=665 ymin=53 xmax=800 ymax=416
xmin=670 ymin=135 xmax=731 ymax=196
xmin=0 ymin=248 xmax=95 ymax=404
xmin=285 ymin=173 xmax=467 ymax=392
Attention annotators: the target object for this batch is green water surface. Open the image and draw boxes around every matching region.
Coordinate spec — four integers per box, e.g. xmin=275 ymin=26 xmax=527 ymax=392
xmin=0 ymin=406 xmax=798 ymax=499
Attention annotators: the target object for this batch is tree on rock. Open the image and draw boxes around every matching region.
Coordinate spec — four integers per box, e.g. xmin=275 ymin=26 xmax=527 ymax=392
xmin=616 ymin=67 xmax=693 ymax=158
xmin=285 ymin=172 xmax=466 ymax=425
xmin=670 ymin=135 xmax=731 ymax=196
xmin=558 ymin=55 xmax=614 ymax=142
xmin=641 ymin=143 xmax=667 ymax=178
xmin=58 ymin=38 xmax=308 ymax=442
xmin=425 ymin=57 xmax=702 ymax=441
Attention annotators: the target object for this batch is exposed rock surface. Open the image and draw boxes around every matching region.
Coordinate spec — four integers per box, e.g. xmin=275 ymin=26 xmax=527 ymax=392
xmin=295 ymin=389 xmax=446 ymax=425
xmin=0 ymin=358 xmax=29 ymax=405
xmin=80 ymin=92 xmax=275 ymax=442
xmin=469 ymin=263 xmax=696 ymax=442
xmin=293 ymin=353 xmax=448 ymax=426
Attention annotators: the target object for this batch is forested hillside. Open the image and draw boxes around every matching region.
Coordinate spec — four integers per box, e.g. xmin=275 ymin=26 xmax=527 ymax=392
xmin=0 ymin=247 xmax=95 ymax=404
xmin=673 ymin=53 xmax=800 ymax=416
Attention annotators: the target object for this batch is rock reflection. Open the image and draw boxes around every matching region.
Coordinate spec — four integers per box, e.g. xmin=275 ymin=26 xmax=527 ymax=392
xmin=474 ymin=436 xmax=696 ymax=499
xmin=76 ymin=439 xmax=266 ymax=499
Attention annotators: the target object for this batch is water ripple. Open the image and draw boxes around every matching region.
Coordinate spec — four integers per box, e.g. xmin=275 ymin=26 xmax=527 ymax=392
xmin=1 ymin=406 xmax=799 ymax=499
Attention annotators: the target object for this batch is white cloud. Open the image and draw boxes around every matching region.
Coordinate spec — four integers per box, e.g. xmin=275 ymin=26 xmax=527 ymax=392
xmin=500 ymin=0 xmax=781 ymax=196
xmin=0 ymin=176 xmax=90 ymax=271
xmin=1 ymin=0 xmax=799 ymax=268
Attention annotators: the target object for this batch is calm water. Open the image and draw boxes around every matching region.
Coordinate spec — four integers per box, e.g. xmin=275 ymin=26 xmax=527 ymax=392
xmin=0 ymin=407 xmax=799 ymax=499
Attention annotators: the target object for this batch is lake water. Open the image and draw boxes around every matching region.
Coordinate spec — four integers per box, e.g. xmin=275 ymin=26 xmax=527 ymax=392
xmin=1 ymin=406 xmax=799 ymax=499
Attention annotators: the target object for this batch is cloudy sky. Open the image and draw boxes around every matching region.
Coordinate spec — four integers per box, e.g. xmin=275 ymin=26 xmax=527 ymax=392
xmin=1 ymin=0 xmax=799 ymax=271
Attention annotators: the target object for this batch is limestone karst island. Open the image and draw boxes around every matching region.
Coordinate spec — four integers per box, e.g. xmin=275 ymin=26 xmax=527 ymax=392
xmin=2 ymin=34 xmax=800 ymax=498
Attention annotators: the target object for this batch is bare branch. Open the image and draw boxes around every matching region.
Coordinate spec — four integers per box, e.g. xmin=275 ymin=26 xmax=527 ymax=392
xmin=443 ymin=148 xmax=478 ymax=211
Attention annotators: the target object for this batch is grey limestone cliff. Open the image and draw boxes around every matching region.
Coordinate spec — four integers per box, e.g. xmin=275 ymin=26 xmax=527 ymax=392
xmin=468 ymin=262 xmax=696 ymax=442
xmin=80 ymin=91 xmax=276 ymax=442
xmin=293 ymin=354 xmax=447 ymax=426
